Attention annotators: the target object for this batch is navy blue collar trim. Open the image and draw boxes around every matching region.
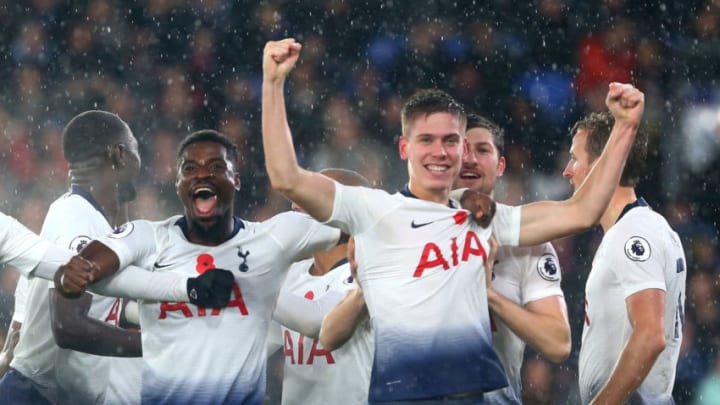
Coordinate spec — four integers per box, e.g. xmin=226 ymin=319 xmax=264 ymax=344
xmin=400 ymin=184 xmax=457 ymax=208
xmin=331 ymin=257 xmax=349 ymax=271
xmin=70 ymin=184 xmax=108 ymax=219
xmin=175 ymin=216 xmax=245 ymax=241
xmin=616 ymin=197 xmax=649 ymax=223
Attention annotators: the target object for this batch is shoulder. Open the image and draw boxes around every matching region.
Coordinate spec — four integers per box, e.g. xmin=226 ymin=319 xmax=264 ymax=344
xmin=605 ymin=208 xmax=673 ymax=262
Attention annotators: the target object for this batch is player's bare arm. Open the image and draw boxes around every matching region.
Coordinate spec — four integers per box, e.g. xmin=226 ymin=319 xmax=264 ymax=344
xmin=487 ymin=291 xmax=571 ymax=363
xmin=590 ymin=289 xmax=666 ymax=404
xmin=262 ymin=38 xmax=336 ymax=222
xmin=0 ymin=320 xmax=21 ymax=377
xmin=319 ymin=236 xmax=368 ymax=351
xmin=48 ymin=290 xmax=142 ymax=357
xmin=517 ymin=83 xmax=644 ymax=246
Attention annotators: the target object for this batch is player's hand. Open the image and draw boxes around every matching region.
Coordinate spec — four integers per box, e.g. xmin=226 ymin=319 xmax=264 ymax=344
xmin=187 ymin=269 xmax=234 ymax=308
xmin=458 ymin=189 xmax=496 ymax=228
xmin=485 ymin=235 xmax=498 ymax=289
xmin=263 ymin=38 xmax=302 ymax=83
xmin=347 ymin=236 xmax=362 ymax=289
xmin=605 ymin=82 xmax=644 ymax=126
xmin=54 ymin=256 xmax=98 ymax=298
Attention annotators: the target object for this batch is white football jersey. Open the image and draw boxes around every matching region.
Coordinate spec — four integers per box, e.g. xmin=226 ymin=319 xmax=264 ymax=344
xmin=274 ymin=259 xmax=373 ymax=405
xmin=104 ymin=298 xmax=143 ymax=405
xmin=579 ymin=202 xmax=686 ymax=405
xmin=97 ymin=212 xmax=339 ymax=404
xmin=12 ymin=275 xmax=28 ymax=323
xmin=11 ymin=188 xmax=129 ymax=404
xmin=327 ymin=184 xmax=521 ymax=401
xmin=485 ymin=208 xmax=564 ymax=405
xmin=0 ymin=212 xmax=54 ymax=278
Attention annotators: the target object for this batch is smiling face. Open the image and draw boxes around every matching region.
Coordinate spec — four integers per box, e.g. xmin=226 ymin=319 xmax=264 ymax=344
xmin=399 ymin=112 xmax=465 ymax=203
xmin=176 ymin=140 xmax=240 ymax=231
xmin=454 ymin=127 xmax=505 ymax=196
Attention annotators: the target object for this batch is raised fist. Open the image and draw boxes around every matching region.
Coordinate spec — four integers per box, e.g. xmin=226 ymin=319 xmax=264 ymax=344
xmin=263 ymin=38 xmax=302 ymax=83
xmin=187 ymin=269 xmax=235 ymax=308
xmin=605 ymin=82 xmax=644 ymax=126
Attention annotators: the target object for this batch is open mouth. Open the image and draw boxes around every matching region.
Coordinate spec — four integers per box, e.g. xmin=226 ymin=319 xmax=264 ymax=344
xmin=192 ymin=187 xmax=218 ymax=217
xmin=459 ymin=171 xmax=480 ymax=179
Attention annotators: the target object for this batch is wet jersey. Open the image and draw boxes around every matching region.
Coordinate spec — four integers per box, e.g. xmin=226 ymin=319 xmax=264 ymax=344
xmin=579 ymin=201 xmax=686 ymax=404
xmin=98 ymin=212 xmax=339 ymax=404
xmin=327 ymin=184 xmax=521 ymax=401
xmin=273 ymin=259 xmax=373 ymax=405
xmin=12 ymin=187 xmax=126 ymax=404
xmin=485 ymin=214 xmax=563 ymax=405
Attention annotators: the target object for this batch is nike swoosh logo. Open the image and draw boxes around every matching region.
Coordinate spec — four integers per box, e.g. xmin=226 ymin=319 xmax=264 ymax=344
xmin=154 ymin=262 xmax=173 ymax=269
xmin=411 ymin=220 xmax=434 ymax=229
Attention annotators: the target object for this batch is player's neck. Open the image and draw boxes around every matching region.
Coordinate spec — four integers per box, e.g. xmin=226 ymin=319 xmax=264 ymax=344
xmin=311 ymin=244 xmax=348 ymax=276
xmin=600 ymin=187 xmax=637 ymax=232
xmin=407 ymin=182 xmax=451 ymax=205
xmin=69 ymin=170 xmax=127 ymax=227
xmin=185 ymin=215 xmax=236 ymax=246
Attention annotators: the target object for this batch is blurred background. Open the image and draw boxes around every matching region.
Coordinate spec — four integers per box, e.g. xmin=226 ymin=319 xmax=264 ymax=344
xmin=1 ymin=0 xmax=719 ymax=403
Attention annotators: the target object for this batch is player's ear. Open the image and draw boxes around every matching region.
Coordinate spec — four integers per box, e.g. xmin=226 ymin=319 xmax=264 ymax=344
xmin=233 ymin=172 xmax=241 ymax=191
xmin=496 ymin=156 xmax=506 ymax=178
xmin=398 ymin=135 xmax=409 ymax=160
xmin=109 ymin=144 xmax=125 ymax=168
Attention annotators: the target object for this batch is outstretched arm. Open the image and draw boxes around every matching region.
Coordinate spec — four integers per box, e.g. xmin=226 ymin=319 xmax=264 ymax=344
xmin=55 ymin=240 xmax=233 ymax=308
xmin=262 ymin=38 xmax=336 ymax=222
xmin=517 ymin=83 xmax=644 ymax=246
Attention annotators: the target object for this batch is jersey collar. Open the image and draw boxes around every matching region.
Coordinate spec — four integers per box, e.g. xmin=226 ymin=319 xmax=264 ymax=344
xmin=174 ymin=216 xmax=245 ymax=241
xmin=616 ymin=197 xmax=649 ymax=224
xmin=400 ymin=184 xmax=458 ymax=208
xmin=70 ymin=184 xmax=108 ymax=220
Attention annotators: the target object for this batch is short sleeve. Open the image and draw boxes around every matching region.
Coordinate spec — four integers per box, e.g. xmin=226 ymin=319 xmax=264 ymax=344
xmin=521 ymin=242 xmax=564 ymax=305
xmin=97 ymin=221 xmax=159 ymax=270
xmin=492 ymin=204 xmax=521 ymax=247
xmin=262 ymin=212 xmax=340 ymax=263
xmin=0 ymin=212 xmax=51 ymax=278
xmin=605 ymin=229 xmax=666 ymax=298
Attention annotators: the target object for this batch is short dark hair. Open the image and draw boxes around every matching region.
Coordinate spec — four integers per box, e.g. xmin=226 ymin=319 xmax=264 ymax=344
xmin=570 ymin=111 xmax=647 ymax=187
xmin=177 ymin=129 xmax=239 ymax=167
xmin=466 ymin=113 xmax=505 ymax=157
xmin=62 ymin=110 xmax=131 ymax=164
xmin=401 ymin=89 xmax=466 ymax=137
xmin=319 ymin=168 xmax=371 ymax=188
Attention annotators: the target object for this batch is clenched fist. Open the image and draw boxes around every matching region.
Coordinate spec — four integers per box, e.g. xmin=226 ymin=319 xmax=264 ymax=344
xmin=263 ymin=38 xmax=302 ymax=83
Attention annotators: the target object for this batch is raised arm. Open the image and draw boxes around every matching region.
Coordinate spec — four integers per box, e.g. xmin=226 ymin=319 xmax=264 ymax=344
xmin=262 ymin=38 xmax=336 ymax=222
xmin=517 ymin=83 xmax=644 ymax=246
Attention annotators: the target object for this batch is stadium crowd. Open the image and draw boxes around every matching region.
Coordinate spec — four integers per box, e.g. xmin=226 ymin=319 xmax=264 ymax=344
xmin=1 ymin=0 xmax=719 ymax=403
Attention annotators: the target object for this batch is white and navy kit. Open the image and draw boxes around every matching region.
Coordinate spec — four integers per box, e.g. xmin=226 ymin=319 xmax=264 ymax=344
xmin=579 ymin=199 xmax=686 ymax=405
xmin=485 ymin=209 xmax=563 ymax=405
xmin=98 ymin=212 xmax=339 ymax=405
xmin=327 ymin=184 xmax=521 ymax=402
xmin=11 ymin=186 xmax=130 ymax=404
xmin=12 ymin=275 xmax=28 ymax=324
xmin=270 ymin=259 xmax=373 ymax=405
xmin=0 ymin=211 xmax=71 ymax=279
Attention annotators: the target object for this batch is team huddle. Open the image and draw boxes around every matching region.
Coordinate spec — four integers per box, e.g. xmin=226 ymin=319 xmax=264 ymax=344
xmin=0 ymin=38 xmax=685 ymax=405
